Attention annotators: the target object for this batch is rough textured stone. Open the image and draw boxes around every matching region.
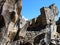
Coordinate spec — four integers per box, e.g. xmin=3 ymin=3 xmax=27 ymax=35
xmin=0 ymin=0 xmax=60 ymax=45
xmin=56 ymin=17 xmax=60 ymax=33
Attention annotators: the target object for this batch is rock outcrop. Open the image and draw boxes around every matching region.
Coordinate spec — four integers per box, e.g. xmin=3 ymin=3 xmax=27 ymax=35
xmin=0 ymin=0 xmax=60 ymax=45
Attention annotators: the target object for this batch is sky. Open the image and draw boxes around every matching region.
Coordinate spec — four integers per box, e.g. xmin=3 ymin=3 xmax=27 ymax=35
xmin=22 ymin=0 xmax=60 ymax=20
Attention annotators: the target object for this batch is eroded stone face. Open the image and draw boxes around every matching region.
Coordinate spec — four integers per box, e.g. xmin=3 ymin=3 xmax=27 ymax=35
xmin=26 ymin=4 xmax=59 ymax=45
xmin=49 ymin=4 xmax=59 ymax=16
xmin=0 ymin=0 xmax=60 ymax=45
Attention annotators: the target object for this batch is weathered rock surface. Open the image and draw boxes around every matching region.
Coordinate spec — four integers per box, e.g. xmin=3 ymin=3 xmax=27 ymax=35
xmin=0 ymin=0 xmax=60 ymax=45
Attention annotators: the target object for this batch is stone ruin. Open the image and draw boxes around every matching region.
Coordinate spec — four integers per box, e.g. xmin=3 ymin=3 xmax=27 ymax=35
xmin=0 ymin=0 xmax=60 ymax=45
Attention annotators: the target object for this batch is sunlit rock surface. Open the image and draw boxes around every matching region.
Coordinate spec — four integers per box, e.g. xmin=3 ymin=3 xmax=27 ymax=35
xmin=0 ymin=0 xmax=60 ymax=45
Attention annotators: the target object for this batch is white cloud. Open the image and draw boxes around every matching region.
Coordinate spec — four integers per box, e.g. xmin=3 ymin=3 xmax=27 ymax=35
xmin=22 ymin=16 xmax=28 ymax=21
